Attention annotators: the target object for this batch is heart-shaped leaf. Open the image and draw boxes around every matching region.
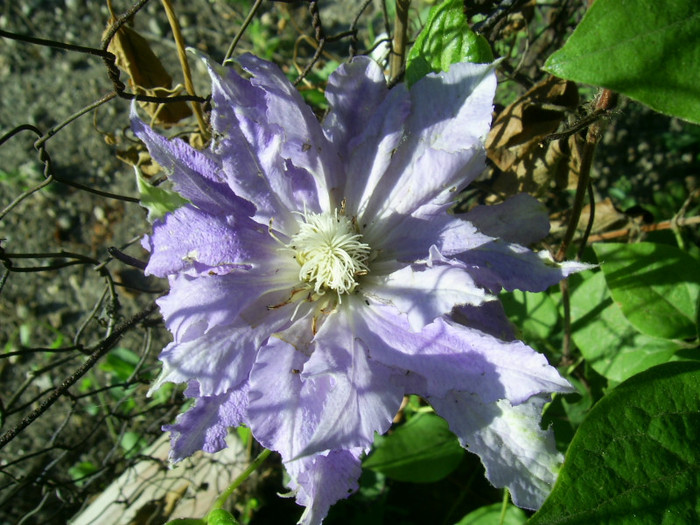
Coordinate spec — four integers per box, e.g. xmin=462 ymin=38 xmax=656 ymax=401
xmin=544 ymin=0 xmax=700 ymax=123
xmin=530 ymin=362 xmax=700 ymax=524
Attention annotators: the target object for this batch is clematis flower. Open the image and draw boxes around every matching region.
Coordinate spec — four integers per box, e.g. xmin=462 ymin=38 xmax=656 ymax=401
xmin=133 ymin=53 xmax=586 ymax=524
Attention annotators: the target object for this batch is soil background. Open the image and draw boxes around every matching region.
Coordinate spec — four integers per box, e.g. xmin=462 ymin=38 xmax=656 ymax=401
xmin=1 ymin=1 xmax=698 ymax=524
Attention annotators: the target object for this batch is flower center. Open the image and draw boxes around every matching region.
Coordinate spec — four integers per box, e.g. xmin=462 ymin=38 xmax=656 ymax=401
xmin=289 ymin=210 xmax=370 ymax=295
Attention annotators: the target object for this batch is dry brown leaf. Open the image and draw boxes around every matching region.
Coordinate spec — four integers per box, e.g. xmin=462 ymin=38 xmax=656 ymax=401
xmin=116 ymin=146 xmax=161 ymax=177
xmin=485 ymin=76 xmax=580 ymax=200
xmin=550 ymin=197 xmax=629 ymax=238
xmin=105 ymin=20 xmax=191 ymax=126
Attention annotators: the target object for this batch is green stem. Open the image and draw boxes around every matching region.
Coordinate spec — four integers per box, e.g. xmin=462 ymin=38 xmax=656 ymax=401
xmin=390 ymin=0 xmax=411 ymax=82
xmin=161 ymin=0 xmax=208 ymax=139
xmin=209 ymin=448 xmax=272 ymax=513
xmin=498 ymin=488 xmax=510 ymax=525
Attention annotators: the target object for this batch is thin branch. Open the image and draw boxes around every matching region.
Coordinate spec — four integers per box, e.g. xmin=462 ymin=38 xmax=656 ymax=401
xmin=0 ymin=346 xmax=83 ymax=360
xmin=349 ymin=0 xmax=373 ymax=57
xmin=107 ymin=247 xmax=148 ymax=270
xmin=0 ymin=303 xmax=159 ymax=450
xmin=577 ymin=181 xmax=596 ymax=260
xmin=0 ymin=28 xmax=110 ymax=58
xmin=293 ymin=0 xmax=327 ymax=86
xmin=34 ymin=92 xmax=117 ymax=149
xmin=53 ymin=178 xmax=140 ymax=203
xmin=586 ymin=215 xmax=700 ymax=243
xmin=556 ymin=87 xmax=616 ymax=365
xmin=209 ymin=448 xmax=273 ymax=513
xmin=473 ymin=0 xmax=530 ymax=36
xmin=0 ymin=175 xmax=54 ymax=222
xmin=223 ymin=0 xmax=264 ymax=64
xmin=1 ymin=27 xmax=203 ymax=105
xmin=555 ymin=89 xmax=617 ymax=261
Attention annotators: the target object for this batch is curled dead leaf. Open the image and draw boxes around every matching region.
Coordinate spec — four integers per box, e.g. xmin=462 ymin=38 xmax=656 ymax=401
xmin=116 ymin=146 xmax=161 ymax=178
xmin=104 ymin=19 xmax=191 ymax=126
xmin=550 ymin=197 xmax=630 ymax=238
xmin=485 ymin=76 xmax=580 ymax=201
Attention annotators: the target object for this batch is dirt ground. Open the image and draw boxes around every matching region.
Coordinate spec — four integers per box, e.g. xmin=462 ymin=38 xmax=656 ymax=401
xmin=1 ymin=1 xmax=698 ymax=524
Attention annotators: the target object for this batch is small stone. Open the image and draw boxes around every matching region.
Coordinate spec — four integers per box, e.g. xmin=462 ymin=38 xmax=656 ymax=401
xmin=57 ymin=214 xmax=73 ymax=231
xmin=16 ymin=303 xmax=29 ymax=320
xmin=93 ymin=206 xmax=106 ymax=223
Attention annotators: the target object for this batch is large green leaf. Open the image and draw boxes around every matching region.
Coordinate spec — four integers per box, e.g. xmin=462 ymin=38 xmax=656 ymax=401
xmin=593 ymin=242 xmax=700 ymax=341
xmin=529 ymin=362 xmax=700 ymax=524
xmin=455 ymin=502 xmax=527 ymax=525
xmin=405 ymin=0 xmax=493 ymax=87
xmin=363 ymin=413 xmax=463 ymax=483
xmin=544 ymin=0 xmax=700 ymax=124
xmin=570 ymin=271 xmax=684 ymax=382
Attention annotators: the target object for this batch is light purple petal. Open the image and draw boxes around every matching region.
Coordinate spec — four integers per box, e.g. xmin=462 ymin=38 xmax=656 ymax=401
xmin=429 ymin=393 xmax=562 ymax=510
xmin=433 ymin=215 xmax=497 ymax=257
xmin=247 ymin=337 xmax=317 ymax=458
xmin=164 ymin=384 xmax=248 ymax=462
xmin=364 ymin=210 xmax=495 ymax=264
xmin=362 ymin=255 xmax=490 ymax=331
xmin=408 ymin=62 xmax=497 ymax=152
xmin=131 ymin=113 xmax=254 ymax=216
xmin=463 ymin=193 xmax=550 ymax=245
xmin=451 ymin=300 xmax=516 ymax=341
xmin=297 ymin=309 xmax=403 ymax=456
xmin=323 ymin=56 xmax=391 ymax=150
xmin=237 ymin=54 xmax=343 ymax=211
xmin=355 ymin=299 xmax=573 ymax=402
xmin=157 ymin=262 xmax=298 ymax=342
xmin=322 ymin=57 xmax=411 ymax=215
xmin=151 ymin=304 xmax=293 ymax=396
xmin=361 ymin=147 xmax=486 ymax=245
xmin=286 ymin=448 xmax=363 ymax=525
xmin=249 ymin=312 xmax=402 ymax=460
xmin=144 ymin=205 xmax=273 ymax=277
xmin=343 ymin=85 xmax=410 ymax=216
xmin=359 ymin=62 xmax=496 ymax=228
xmin=158 ymin=273 xmax=249 ymax=342
xmin=460 ymin=241 xmax=594 ymax=293
xmin=204 ymin=57 xmax=322 ymax=231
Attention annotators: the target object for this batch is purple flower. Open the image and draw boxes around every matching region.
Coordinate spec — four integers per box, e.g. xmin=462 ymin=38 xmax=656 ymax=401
xmin=133 ymin=54 xmax=585 ymax=524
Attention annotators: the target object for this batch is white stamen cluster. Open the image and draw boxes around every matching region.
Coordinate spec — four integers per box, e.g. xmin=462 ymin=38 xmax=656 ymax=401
xmin=289 ymin=210 xmax=370 ymax=295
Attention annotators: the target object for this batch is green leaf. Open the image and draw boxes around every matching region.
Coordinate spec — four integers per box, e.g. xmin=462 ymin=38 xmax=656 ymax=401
xmin=235 ymin=425 xmax=252 ymax=447
xmin=529 ymin=361 xmax=700 ymax=524
xmin=543 ymin=370 xmax=607 ymax=452
xmin=68 ymin=461 xmax=98 ymax=486
xmin=570 ymin=271 xmax=683 ymax=382
xmin=405 ymin=0 xmax=493 ymax=87
xmin=455 ymin=502 xmax=528 ymax=525
xmin=207 ymin=509 xmax=239 ymax=525
xmin=136 ymin=169 xmax=188 ymax=222
xmin=593 ymin=242 xmax=700 ymax=340
xmin=120 ymin=431 xmax=148 ymax=459
xmin=501 ymin=290 xmax=560 ymax=342
xmin=100 ymin=347 xmax=140 ymax=381
xmin=543 ymin=0 xmax=700 ymax=124
xmin=363 ymin=413 xmax=463 ymax=483
xmin=165 ymin=520 xmax=206 ymax=525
